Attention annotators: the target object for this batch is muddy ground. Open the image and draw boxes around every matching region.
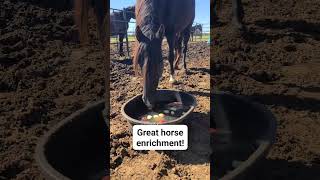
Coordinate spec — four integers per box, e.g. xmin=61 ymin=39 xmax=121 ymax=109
xmin=0 ymin=0 xmax=105 ymax=179
xmin=212 ymin=0 xmax=320 ymax=179
xmin=110 ymin=41 xmax=210 ymax=179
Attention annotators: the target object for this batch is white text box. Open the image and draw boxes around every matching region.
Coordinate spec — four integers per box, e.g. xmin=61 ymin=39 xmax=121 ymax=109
xmin=133 ymin=125 xmax=188 ymax=150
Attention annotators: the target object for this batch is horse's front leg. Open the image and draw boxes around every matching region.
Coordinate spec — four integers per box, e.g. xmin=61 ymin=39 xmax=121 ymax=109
xmin=166 ymin=33 xmax=176 ymax=84
xmin=118 ymin=33 xmax=125 ymax=56
xmin=232 ymin=0 xmax=245 ymax=30
xmin=182 ymin=26 xmax=191 ymax=73
xmin=174 ymin=35 xmax=183 ymax=70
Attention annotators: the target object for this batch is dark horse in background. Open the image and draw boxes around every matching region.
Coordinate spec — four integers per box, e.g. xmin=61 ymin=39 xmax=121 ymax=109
xmin=190 ymin=24 xmax=202 ymax=41
xmin=211 ymin=0 xmax=245 ymax=30
xmin=133 ymin=0 xmax=195 ymax=109
xmin=110 ymin=6 xmax=135 ymax=56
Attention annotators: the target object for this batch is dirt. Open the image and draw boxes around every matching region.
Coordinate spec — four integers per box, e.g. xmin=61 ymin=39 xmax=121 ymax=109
xmin=212 ymin=0 xmax=320 ymax=179
xmin=0 ymin=0 xmax=105 ymax=179
xmin=110 ymin=41 xmax=211 ymax=179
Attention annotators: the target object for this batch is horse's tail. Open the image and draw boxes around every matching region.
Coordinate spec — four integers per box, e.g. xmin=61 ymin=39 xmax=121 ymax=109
xmin=74 ymin=0 xmax=89 ymax=45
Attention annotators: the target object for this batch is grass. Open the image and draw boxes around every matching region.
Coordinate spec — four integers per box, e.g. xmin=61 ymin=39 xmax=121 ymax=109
xmin=110 ymin=36 xmax=136 ymax=43
xmin=110 ymin=34 xmax=210 ymax=44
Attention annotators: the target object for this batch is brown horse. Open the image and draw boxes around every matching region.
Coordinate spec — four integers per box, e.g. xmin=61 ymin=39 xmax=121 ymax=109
xmin=133 ymin=0 xmax=195 ymax=108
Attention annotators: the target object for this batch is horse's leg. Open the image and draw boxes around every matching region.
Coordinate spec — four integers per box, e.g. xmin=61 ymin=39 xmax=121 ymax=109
xmin=93 ymin=0 xmax=108 ymax=46
xmin=232 ymin=0 xmax=244 ymax=30
xmin=166 ymin=33 xmax=176 ymax=84
xmin=174 ymin=35 xmax=183 ymax=70
xmin=125 ymin=33 xmax=130 ymax=57
xmin=119 ymin=33 xmax=124 ymax=56
xmin=182 ymin=26 xmax=191 ymax=73
xmin=74 ymin=0 xmax=89 ymax=44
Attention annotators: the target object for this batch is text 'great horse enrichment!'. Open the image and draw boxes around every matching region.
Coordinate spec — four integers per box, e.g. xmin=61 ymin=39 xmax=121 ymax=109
xmin=133 ymin=125 xmax=188 ymax=150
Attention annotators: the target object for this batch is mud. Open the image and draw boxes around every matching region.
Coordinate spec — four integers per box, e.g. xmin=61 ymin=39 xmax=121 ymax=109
xmin=110 ymin=41 xmax=210 ymax=179
xmin=0 ymin=0 xmax=105 ymax=179
xmin=212 ymin=0 xmax=320 ymax=179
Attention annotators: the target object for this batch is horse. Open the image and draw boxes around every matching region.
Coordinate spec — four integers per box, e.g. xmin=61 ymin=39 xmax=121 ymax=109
xmin=211 ymin=0 xmax=244 ymax=30
xmin=190 ymin=24 xmax=202 ymax=41
xmin=133 ymin=0 xmax=195 ymax=109
xmin=110 ymin=6 xmax=135 ymax=56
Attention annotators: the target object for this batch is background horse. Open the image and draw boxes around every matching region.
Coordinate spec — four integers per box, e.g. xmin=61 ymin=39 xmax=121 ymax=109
xmin=133 ymin=0 xmax=195 ymax=108
xmin=190 ymin=24 xmax=202 ymax=41
xmin=110 ymin=6 xmax=135 ymax=56
xmin=211 ymin=0 xmax=244 ymax=30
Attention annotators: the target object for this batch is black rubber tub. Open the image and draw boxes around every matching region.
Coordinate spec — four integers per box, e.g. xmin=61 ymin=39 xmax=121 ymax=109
xmin=211 ymin=92 xmax=277 ymax=180
xmin=121 ymin=89 xmax=197 ymax=126
xmin=35 ymin=100 xmax=109 ymax=180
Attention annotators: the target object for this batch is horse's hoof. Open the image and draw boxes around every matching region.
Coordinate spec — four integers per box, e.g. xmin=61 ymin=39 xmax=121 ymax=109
xmin=183 ymin=69 xmax=189 ymax=75
xmin=169 ymin=76 xmax=177 ymax=84
xmin=169 ymin=78 xmax=177 ymax=84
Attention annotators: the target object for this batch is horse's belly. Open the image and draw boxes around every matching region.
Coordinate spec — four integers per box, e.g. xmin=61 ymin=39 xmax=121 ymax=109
xmin=163 ymin=0 xmax=195 ymax=32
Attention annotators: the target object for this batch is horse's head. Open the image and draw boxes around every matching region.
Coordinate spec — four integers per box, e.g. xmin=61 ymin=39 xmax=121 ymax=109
xmin=133 ymin=24 xmax=165 ymax=109
xmin=124 ymin=6 xmax=136 ymax=20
